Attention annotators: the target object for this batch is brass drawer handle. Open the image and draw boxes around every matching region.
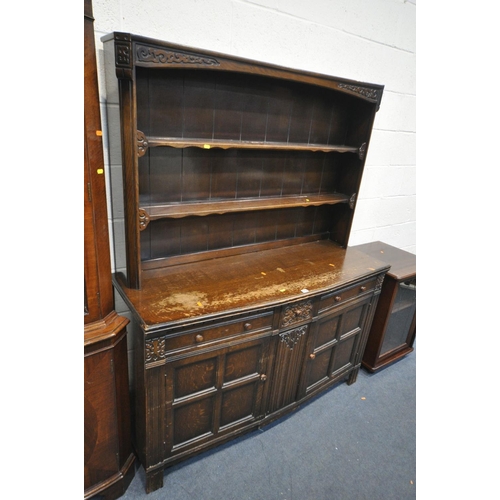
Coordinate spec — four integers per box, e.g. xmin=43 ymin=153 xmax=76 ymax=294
xmin=309 ymin=353 xmax=316 ymax=360
xmin=244 ymin=322 xmax=252 ymax=331
xmin=360 ymin=286 xmax=367 ymax=292
xmin=334 ymin=296 xmax=342 ymax=302
xmin=195 ymin=334 xmax=204 ymax=343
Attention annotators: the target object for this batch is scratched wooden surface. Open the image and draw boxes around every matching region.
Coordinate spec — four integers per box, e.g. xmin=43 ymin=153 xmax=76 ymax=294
xmin=352 ymin=241 xmax=415 ymax=281
xmin=114 ymin=240 xmax=388 ymax=328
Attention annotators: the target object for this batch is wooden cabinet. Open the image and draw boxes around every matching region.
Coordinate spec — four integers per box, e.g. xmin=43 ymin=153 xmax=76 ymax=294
xmin=354 ymin=241 xmax=416 ymax=373
xmin=101 ymin=32 xmax=389 ymax=493
xmin=84 ymin=321 xmax=135 ymax=500
xmin=84 ymin=3 xmax=135 ymax=498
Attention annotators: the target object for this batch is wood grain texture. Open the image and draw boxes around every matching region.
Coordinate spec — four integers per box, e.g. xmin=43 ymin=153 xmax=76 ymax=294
xmin=84 ymin=4 xmax=135 ymax=498
xmin=114 ymin=240 xmax=388 ymax=329
xmin=102 ymin=31 xmax=387 ymax=494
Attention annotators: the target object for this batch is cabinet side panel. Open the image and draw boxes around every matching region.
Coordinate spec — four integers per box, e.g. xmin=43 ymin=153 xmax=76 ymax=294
xmin=144 ymin=365 xmax=168 ymax=467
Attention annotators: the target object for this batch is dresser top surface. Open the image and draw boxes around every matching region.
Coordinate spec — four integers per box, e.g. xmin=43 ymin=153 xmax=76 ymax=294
xmin=114 ymin=240 xmax=389 ymax=331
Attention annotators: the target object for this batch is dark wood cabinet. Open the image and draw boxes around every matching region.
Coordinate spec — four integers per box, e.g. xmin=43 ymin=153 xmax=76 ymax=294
xmin=354 ymin=241 xmax=416 ymax=373
xmin=101 ymin=31 xmax=389 ymax=493
xmin=84 ymin=2 xmax=135 ymax=498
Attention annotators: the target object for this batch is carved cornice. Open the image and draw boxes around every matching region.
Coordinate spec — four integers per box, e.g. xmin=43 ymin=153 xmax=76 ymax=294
xmin=281 ymin=300 xmax=313 ymax=328
xmin=145 ymin=337 xmax=167 ymax=364
xmin=136 ymin=45 xmax=220 ymax=66
xmin=279 ymin=325 xmax=308 ymax=350
xmin=338 ymin=83 xmax=378 ymax=102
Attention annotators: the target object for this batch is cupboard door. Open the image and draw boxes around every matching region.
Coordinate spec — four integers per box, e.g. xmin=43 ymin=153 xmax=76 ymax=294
xmin=300 ymin=298 xmax=372 ymax=397
xmin=164 ymin=337 xmax=270 ymax=455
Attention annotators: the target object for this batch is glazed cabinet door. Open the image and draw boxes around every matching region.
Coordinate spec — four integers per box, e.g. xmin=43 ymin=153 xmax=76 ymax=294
xmin=299 ymin=297 xmax=372 ymax=398
xmin=164 ymin=336 xmax=271 ymax=456
xmin=379 ymin=278 xmax=416 ymax=357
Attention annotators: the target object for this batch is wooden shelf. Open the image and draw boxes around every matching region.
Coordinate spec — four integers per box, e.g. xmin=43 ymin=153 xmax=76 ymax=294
xmin=142 ymin=193 xmax=350 ymax=220
xmin=144 ymin=136 xmax=360 ymax=154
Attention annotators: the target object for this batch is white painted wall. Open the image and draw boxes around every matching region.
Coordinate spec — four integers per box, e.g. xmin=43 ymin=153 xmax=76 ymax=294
xmin=92 ymin=0 xmax=416 ymax=261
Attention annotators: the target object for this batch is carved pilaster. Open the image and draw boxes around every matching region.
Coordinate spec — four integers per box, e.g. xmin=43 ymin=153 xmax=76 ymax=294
xmin=375 ymin=274 xmax=385 ymax=293
xmin=114 ymin=32 xmax=133 ymax=79
xmin=145 ymin=337 xmax=167 ymax=364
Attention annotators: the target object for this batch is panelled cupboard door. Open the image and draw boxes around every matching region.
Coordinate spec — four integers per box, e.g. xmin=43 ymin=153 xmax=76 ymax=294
xmin=164 ymin=336 xmax=271 ymax=455
xmin=299 ymin=297 xmax=372 ymax=398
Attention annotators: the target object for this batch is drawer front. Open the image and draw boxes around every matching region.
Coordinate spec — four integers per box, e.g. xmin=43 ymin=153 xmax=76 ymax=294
xmin=280 ymin=299 xmax=315 ymax=329
xmin=160 ymin=312 xmax=274 ymax=354
xmin=318 ymin=276 xmax=378 ymax=315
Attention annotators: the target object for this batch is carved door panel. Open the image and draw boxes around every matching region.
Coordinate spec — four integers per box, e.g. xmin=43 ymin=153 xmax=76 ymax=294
xmin=267 ymin=324 xmax=310 ymax=413
xmin=299 ymin=298 xmax=372 ymax=398
xmin=164 ymin=336 xmax=270 ymax=456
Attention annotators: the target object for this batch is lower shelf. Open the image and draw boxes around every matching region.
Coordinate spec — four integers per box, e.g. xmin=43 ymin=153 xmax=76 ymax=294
xmin=142 ymin=193 xmax=350 ymax=220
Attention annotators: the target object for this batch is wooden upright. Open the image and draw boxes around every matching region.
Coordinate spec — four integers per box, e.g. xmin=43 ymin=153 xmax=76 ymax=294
xmin=84 ymin=3 xmax=135 ymax=498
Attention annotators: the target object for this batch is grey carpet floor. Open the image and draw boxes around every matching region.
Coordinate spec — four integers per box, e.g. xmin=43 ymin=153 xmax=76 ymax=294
xmin=119 ymin=347 xmax=416 ymax=500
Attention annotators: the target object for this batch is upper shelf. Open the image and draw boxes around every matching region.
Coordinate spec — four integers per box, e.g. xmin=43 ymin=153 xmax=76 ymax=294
xmin=137 ymin=132 xmax=365 ymax=158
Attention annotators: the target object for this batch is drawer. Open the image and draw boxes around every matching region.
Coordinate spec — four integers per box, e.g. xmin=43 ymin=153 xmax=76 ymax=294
xmin=318 ymin=276 xmax=378 ymax=315
xmin=280 ymin=299 xmax=315 ymax=328
xmin=160 ymin=312 xmax=274 ymax=354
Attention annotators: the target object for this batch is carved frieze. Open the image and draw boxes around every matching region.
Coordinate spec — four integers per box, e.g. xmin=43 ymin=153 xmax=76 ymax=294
xmin=136 ymin=45 xmax=220 ymax=66
xmin=281 ymin=300 xmax=313 ymax=328
xmin=338 ymin=83 xmax=378 ymax=101
xmin=279 ymin=325 xmax=308 ymax=350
